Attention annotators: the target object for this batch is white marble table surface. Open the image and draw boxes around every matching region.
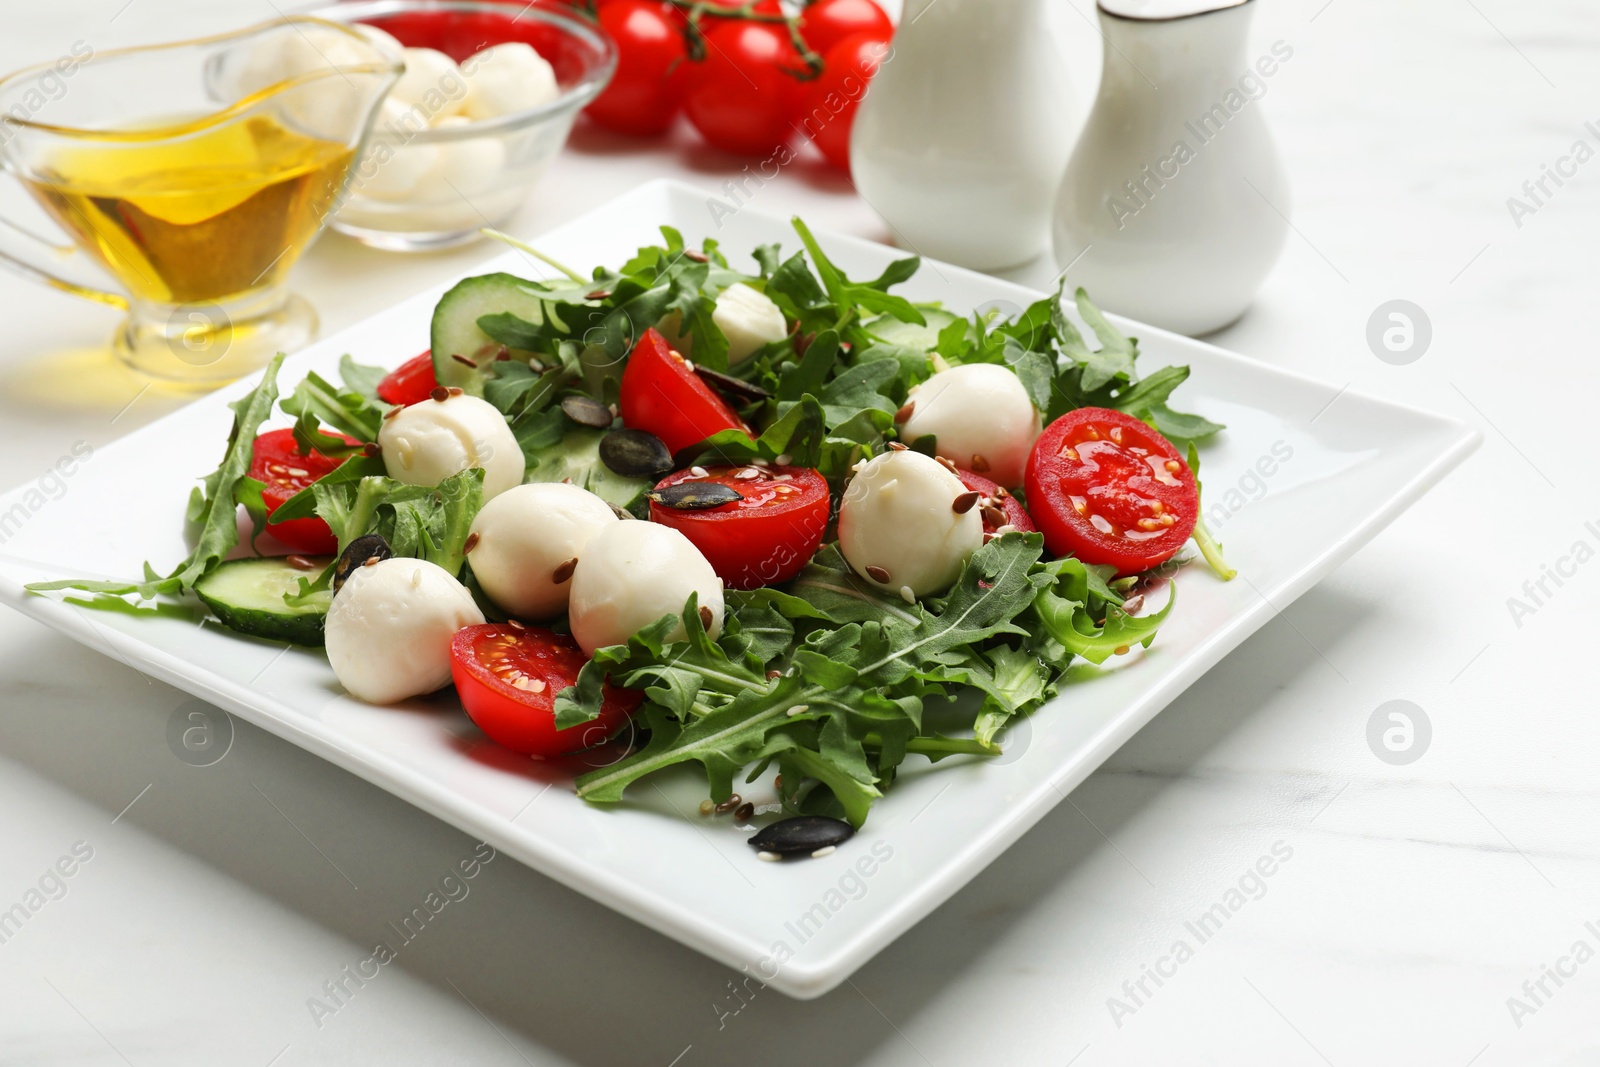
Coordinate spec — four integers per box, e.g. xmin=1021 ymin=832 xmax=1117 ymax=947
xmin=2 ymin=0 xmax=1597 ymax=1063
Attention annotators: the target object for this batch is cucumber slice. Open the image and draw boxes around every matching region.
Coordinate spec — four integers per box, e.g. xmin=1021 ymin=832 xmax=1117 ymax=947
xmin=195 ymin=557 xmax=334 ymax=647
xmin=865 ymin=308 xmax=959 ymax=352
xmin=430 ymin=273 xmax=550 ymax=394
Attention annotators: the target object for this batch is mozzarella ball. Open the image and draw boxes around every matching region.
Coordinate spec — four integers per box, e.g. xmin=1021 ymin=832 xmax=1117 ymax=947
xmin=898 ymin=363 xmax=1041 ymax=488
xmin=378 ymin=393 xmax=524 ymax=500
xmin=568 ymin=522 xmax=724 ymax=655
xmin=325 ymin=557 xmax=484 ymax=704
xmin=838 ymin=450 xmax=983 ymax=598
xmin=467 ymin=483 xmax=618 ymax=620
xmin=358 ymin=107 xmax=440 ymax=200
xmin=417 ymin=116 xmax=507 ymax=200
xmin=713 ymin=283 xmax=788 ymax=364
xmin=460 ymin=43 xmax=560 ymax=120
xmin=391 ymin=47 xmax=467 ymax=117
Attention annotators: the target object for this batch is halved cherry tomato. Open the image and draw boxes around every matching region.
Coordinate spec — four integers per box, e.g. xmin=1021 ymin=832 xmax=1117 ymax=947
xmin=451 ymin=624 xmax=643 ymax=756
xmin=1024 ymin=408 xmax=1198 ymax=576
xmin=649 ymin=464 xmax=829 ymax=589
xmin=683 ymin=20 xmax=804 ymax=156
xmin=796 ymin=0 xmax=892 ymax=60
xmin=793 ymin=32 xmax=891 ymax=171
xmin=586 ymin=0 xmax=691 ymax=136
xmin=376 ymin=351 xmax=439 ymax=407
xmin=956 ymin=468 xmax=1037 ymax=538
xmin=619 ymin=328 xmax=749 ymax=453
xmin=249 ymin=428 xmax=359 ymax=555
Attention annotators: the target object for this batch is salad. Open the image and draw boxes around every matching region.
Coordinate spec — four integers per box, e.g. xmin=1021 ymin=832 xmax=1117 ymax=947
xmin=30 ymin=219 xmax=1233 ymax=839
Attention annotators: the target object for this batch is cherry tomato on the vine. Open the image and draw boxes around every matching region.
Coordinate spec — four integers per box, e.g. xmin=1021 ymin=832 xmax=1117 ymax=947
xmin=796 ymin=0 xmax=892 ymax=59
xmin=793 ymin=31 xmax=890 ymax=170
xmin=586 ymin=0 xmax=690 ymax=136
xmin=683 ymin=20 xmax=804 ymax=156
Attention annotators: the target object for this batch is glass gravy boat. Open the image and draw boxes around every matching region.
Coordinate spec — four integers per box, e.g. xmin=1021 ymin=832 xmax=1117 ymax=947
xmin=0 ymin=19 xmax=401 ymax=385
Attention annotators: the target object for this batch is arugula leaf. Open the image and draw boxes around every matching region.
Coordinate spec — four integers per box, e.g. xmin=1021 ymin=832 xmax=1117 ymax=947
xmin=1033 ymin=558 xmax=1176 ymax=665
xmin=279 ymin=369 xmax=383 ymax=454
xmin=1187 ymin=442 xmax=1236 ymax=580
xmin=338 ymin=355 xmax=389 ymax=403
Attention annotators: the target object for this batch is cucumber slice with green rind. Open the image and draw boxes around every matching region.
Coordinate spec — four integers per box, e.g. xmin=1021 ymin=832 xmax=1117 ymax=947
xmin=194 ymin=557 xmax=334 ymax=646
xmin=430 ymin=273 xmax=550 ymax=394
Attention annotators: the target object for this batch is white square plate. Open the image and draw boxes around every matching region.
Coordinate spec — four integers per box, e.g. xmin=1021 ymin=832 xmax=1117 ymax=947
xmin=0 ymin=180 xmax=1478 ymax=998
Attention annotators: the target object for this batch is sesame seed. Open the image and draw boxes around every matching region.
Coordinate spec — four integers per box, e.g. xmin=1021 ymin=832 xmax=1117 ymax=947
xmin=362 ymin=556 xmax=379 ymax=567
xmin=865 ymin=565 xmax=890 ymax=583
xmin=970 ymin=454 xmax=990 ymax=472
xmin=810 ymin=846 xmax=836 ymax=859
xmin=552 ymin=557 xmax=578 ymax=584
xmin=1121 ymin=594 xmax=1145 ymax=615
xmin=446 ymin=387 xmax=464 ymax=397
xmin=689 ymin=465 xmax=708 ymax=478
xmin=684 ymin=248 xmax=709 ymax=263
xmin=952 ymin=490 xmax=980 ymax=514
xmin=774 ymin=453 xmax=792 ymax=467
xmin=887 ymin=441 xmax=908 ymax=451
xmin=899 ymin=585 xmax=915 ymax=604
xmin=995 ymin=524 xmax=1017 ymax=535
xmin=699 ymin=604 xmax=715 ymax=629
xmin=285 ymin=555 xmax=315 ymax=570
xmin=384 ymin=405 xmax=403 ymax=419
xmin=683 ymin=359 xmax=696 ymax=372
xmin=786 ymin=704 xmax=810 ymax=717
xmin=699 ymin=799 xmax=716 ymax=816
xmin=714 ymin=794 xmax=742 ymax=814
xmin=452 ymin=354 xmax=478 ymax=368
xmin=430 ymin=386 xmax=449 ymax=402
xmin=463 ymin=532 xmax=480 ymax=554
xmin=507 ymin=618 xmax=528 ymax=632
xmin=734 ymin=467 xmax=761 ymax=480
xmin=766 ymin=669 xmax=782 ymax=680
xmin=586 ymin=289 xmax=612 ymax=300
xmin=757 ymin=851 xmax=782 ymax=863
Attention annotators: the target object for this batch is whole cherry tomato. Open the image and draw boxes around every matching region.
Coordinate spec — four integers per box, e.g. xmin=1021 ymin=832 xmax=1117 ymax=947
xmin=793 ymin=31 xmax=890 ymax=170
xmin=796 ymin=0 xmax=892 ymax=58
xmin=683 ymin=20 xmax=804 ymax=156
xmin=586 ymin=0 xmax=690 ymax=136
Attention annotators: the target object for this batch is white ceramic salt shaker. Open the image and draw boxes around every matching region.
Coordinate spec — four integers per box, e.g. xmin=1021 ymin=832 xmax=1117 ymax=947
xmin=849 ymin=0 xmax=1075 ymax=271
xmin=1052 ymin=0 xmax=1290 ymax=336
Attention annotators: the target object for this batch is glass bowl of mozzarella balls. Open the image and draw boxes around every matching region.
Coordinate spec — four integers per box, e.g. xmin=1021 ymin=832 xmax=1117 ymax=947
xmin=305 ymin=1 xmax=615 ymax=250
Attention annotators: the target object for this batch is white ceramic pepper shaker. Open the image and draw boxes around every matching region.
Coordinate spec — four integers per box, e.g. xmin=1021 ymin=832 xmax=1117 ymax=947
xmin=1052 ymin=0 xmax=1291 ymax=336
xmin=849 ymin=0 xmax=1076 ymax=271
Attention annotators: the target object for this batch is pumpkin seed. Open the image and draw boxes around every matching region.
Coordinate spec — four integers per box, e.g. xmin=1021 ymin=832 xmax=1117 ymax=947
xmin=648 ymin=481 xmax=743 ymax=510
xmin=747 ymin=816 xmax=854 ymax=857
xmin=332 ymin=534 xmax=392 ymax=594
xmin=560 ymin=394 xmax=613 ymax=429
xmin=599 ymin=429 xmax=673 ymax=478
xmin=693 ymin=364 xmax=772 ymax=403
